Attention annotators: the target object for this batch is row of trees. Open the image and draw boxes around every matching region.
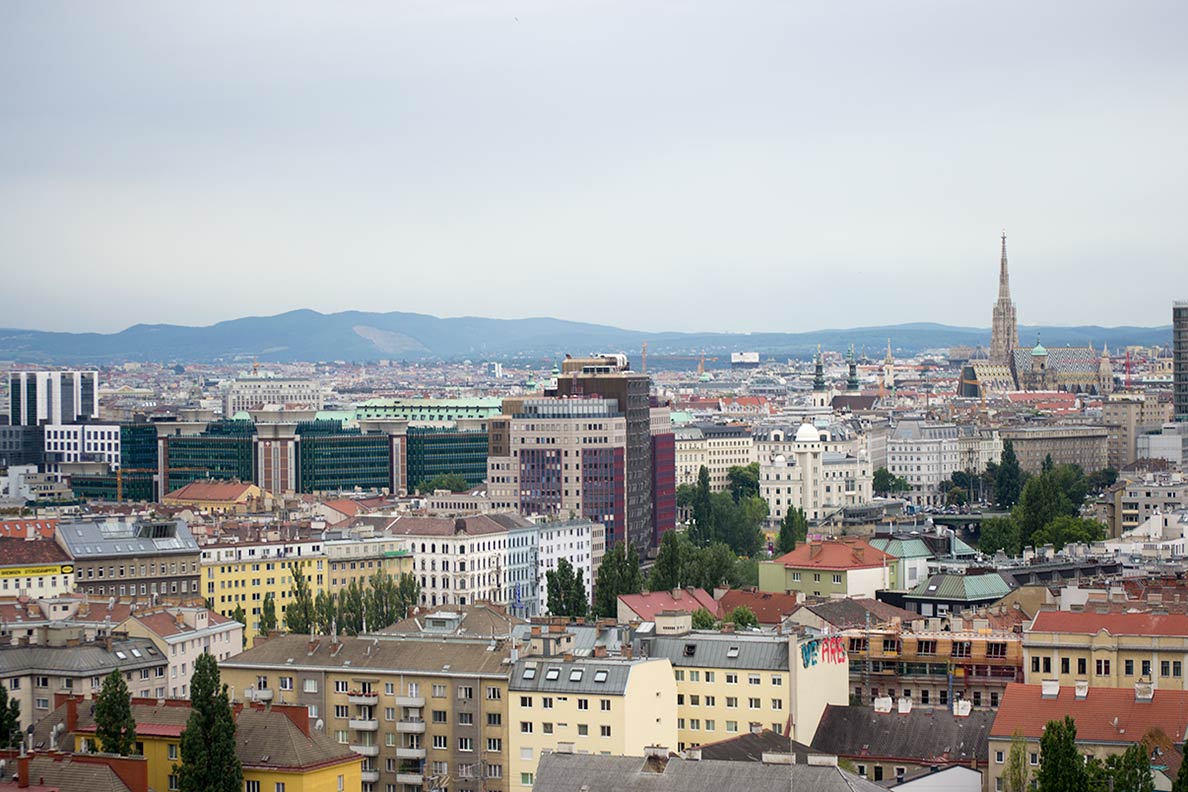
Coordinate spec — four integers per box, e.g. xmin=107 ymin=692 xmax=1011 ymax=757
xmin=249 ymin=568 xmax=422 ymax=638
xmin=691 ymin=605 xmax=758 ymax=630
xmin=979 ymin=460 xmax=1107 ymax=555
xmin=649 ymin=530 xmax=760 ymax=593
xmin=1010 ymin=715 xmax=1182 ymax=792
xmin=87 ymin=654 xmax=243 ymax=792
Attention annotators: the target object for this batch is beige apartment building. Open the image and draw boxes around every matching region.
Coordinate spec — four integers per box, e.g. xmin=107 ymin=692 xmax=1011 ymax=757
xmin=999 ymin=425 xmax=1109 ymax=474
xmin=674 ymin=423 xmax=754 ymax=491
xmin=1102 ymin=393 xmax=1173 ymax=469
xmin=1022 ymin=610 xmax=1188 ymax=689
xmin=507 ymin=656 xmax=677 ymax=789
xmin=221 ymin=634 xmax=512 ymax=792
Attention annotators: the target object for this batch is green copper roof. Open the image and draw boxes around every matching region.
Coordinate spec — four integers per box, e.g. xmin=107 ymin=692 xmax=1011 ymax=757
xmin=908 ymin=572 xmax=1012 ymax=601
xmin=868 ymin=537 xmax=933 ymax=559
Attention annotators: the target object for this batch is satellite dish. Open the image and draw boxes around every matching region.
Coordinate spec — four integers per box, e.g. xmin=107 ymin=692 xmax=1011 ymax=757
xmin=315 ymin=719 xmax=325 ymax=732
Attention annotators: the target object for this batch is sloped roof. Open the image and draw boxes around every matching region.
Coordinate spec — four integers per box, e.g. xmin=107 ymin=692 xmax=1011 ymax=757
xmin=717 ymin=589 xmax=799 ymax=624
xmin=164 ymin=481 xmax=261 ymax=502
xmin=811 ymin=705 xmax=994 ymax=765
xmin=0 ymin=637 xmax=164 ymax=677
xmin=0 ymin=536 xmax=71 ymax=566
xmin=906 ymin=573 xmax=1013 ymax=602
xmin=222 ymin=634 xmax=511 ymax=677
xmin=377 ymin=602 xmax=525 ymax=637
xmin=235 ymin=706 xmax=359 ymax=771
xmin=773 ymin=539 xmax=893 ymax=571
xmin=509 ymin=657 xmax=650 ymax=695
xmin=697 ymin=729 xmax=815 ymax=763
xmin=618 ymin=588 xmax=720 ymax=620
xmin=792 ymin=598 xmax=918 ymax=629
xmin=1029 ymin=610 xmax=1188 ymax=637
xmin=533 ymin=751 xmax=886 ymax=792
xmin=990 ymin=683 xmax=1188 ymax=743
xmin=0 ymin=519 xmax=57 ymax=539
xmin=868 ymin=537 xmax=934 ymax=560
xmin=25 ymin=756 xmax=133 ymax=792
xmin=639 ymin=632 xmax=789 ymax=671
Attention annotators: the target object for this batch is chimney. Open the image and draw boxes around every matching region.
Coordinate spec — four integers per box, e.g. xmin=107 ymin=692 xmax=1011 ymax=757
xmin=65 ymin=696 xmax=79 ymax=734
xmin=622 ymin=643 xmax=633 ymax=659
xmin=672 ymin=589 xmax=682 ymax=601
xmin=593 ymin=645 xmax=607 ymax=658
xmin=1040 ymin=679 xmax=1059 ymax=699
xmin=722 ymin=623 xmax=735 ymax=634
xmin=17 ymin=753 xmax=29 ymax=789
xmin=873 ymin=696 xmax=893 ymax=714
xmin=561 ymin=652 xmax=574 ymax=663
xmin=684 ymin=747 xmax=702 ymax=761
xmin=810 ymin=544 xmax=822 ymax=559
xmin=1136 ymin=680 xmax=1155 ymax=703
xmin=897 ymin=696 xmax=912 ymax=714
xmin=1074 ymin=680 xmax=1089 ymax=700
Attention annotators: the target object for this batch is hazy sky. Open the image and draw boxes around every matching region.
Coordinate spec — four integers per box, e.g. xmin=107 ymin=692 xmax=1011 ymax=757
xmin=2 ymin=1 xmax=1186 ymax=334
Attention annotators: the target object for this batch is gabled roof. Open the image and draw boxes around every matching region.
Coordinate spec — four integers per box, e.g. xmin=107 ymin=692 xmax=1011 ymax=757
xmin=906 ymin=573 xmax=1013 ymax=602
xmin=0 ymin=519 xmax=57 ymax=539
xmin=509 ymin=657 xmax=658 ymax=695
xmin=717 ymin=589 xmax=798 ymax=625
xmin=377 ymin=602 xmax=525 ymax=637
xmin=990 ymin=683 xmax=1188 ymax=743
xmin=164 ymin=481 xmax=261 ymax=503
xmin=235 ymin=706 xmax=359 ymax=771
xmin=638 ymin=632 xmax=789 ymax=671
xmin=791 ymin=598 xmax=918 ymax=629
xmin=697 ymin=729 xmax=815 ymax=763
xmin=222 ymin=634 xmax=511 ymax=677
xmin=532 ymin=751 xmax=886 ymax=792
xmin=811 ymin=705 xmax=994 ymax=765
xmin=24 ymin=756 xmax=134 ymax=792
xmin=618 ymin=588 xmax=720 ymax=620
xmin=773 ymin=539 xmax=893 ymax=571
xmin=1029 ymin=610 xmax=1188 ymax=637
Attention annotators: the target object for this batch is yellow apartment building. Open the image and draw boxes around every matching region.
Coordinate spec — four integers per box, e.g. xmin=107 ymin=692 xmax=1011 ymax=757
xmin=506 ymin=656 xmax=677 ymax=789
xmin=221 ymin=633 xmax=511 ymax=792
xmin=1022 ymin=610 xmax=1188 ymax=689
xmin=635 ymin=629 xmax=791 ymax=751
xmin=324 ymin=536 xmax=412 ymax=589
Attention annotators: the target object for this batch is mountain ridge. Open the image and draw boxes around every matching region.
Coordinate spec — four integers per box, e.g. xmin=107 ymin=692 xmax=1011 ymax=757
xmin=0 ymin=310 xmax=1172 ymax=365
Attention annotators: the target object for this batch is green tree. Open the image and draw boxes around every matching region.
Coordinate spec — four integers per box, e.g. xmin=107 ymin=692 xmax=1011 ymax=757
xmin=230 ymin=605 xmax=247 ymax=648
xmin=728 ymin=606 xmax=758 ymax=629
xmin=0 ymin=683 xmax=19 ymax=751
xmin=979 ymin=516 xmax=1022 ymax=556
xmin=94 ymin=669 xmax=137 ymax=755
xmin=1036 ymin=716 xmax=1085 ymax=792
xmin=1088 ymin=467 xmax=1118 ymax=491
xmin=314 ymin=590 xmax=334 ymax=633
xmin=337 ymin=578 xmax=366 ymax=634
xmin=777 ymin=507 xmax=808 ymax=554
xmin=258 ymin=592 xmax=277 ymax=637
xmin=176 ymin=653 xmax=242 ymax=792
xmin=1014 ymin=474 xmax=1073 ymax=547
xmin=593 ymin=542 xmax=643 ymax=618
xmin=1003 ymin=729 xmax=1029 ymax=792
xmin=691 ymin=608 xmax=716 ymax=630
xmin=996 ymin=441 xmax=1024 ymax=508
xmin=283 ymin=565 xmax=316 ymax=634
xmin=1050 ymin=464 xmax=1090 ymax=511
xmin=416 ymin=473 xmax=470 ymax=494
xmin=395 ymin=573 xmax=422 ymax=621
xmin=546 ymin=559 xmax=589 ymax=618
xmin=946 ymin=486 xmax=968 ymax=506
xmin=1042 ymin=454 xmax=1055 ymax=474
xmin=686 ymin=543 xmax=739 ymax=592
xmin=1173 ymin=740 xmax=1188 ymax=792
xmin=688 ymin=467 xmax=714 ymax=547
xmin=730 ymin=556 xmax=759 ymax=588
xmin=726 ymin=463 xmax=761 ymax=503
xmin=1030 ymin=515 xmax=1106 ymax=551
xmin=873 ymin=467 xmax=909 ymax=497
xmin=649 ymin=530 xmax=691 ymax=592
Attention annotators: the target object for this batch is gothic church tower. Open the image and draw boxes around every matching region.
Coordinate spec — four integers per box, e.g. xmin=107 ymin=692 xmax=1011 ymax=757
xmin=990 ymin=231 xmax=1019 ymax=366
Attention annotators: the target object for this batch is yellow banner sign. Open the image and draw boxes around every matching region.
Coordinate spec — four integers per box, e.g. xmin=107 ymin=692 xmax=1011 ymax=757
xmin=0 ymin=564 xmax=73 ymax=578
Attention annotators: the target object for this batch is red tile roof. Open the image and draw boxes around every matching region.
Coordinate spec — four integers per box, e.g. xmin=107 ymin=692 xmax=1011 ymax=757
xmin=0 ymin=537 xmax=72 ymax=567
xmin=717 ymin=589 xmax=798 ymax=625
xmin=618 ymin=588 xmax=721 ymax=620
xmin=164 ymin=481 xmax=260 ymax=502
xmin=772 ymin=538 xmax=893 ymax=571
xmin=0 ymin=519 xmax=57 ymax=539
xmin=1030 ymin=610 xmax=1188 ymax=637
xmin=990 ymin=683 xmax=1188 ymax=743
xmin=321 ymin=499 xmax=365 ymax=518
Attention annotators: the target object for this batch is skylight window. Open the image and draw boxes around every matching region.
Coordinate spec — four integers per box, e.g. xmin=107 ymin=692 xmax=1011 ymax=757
xmin=115 ymin=651 xmax=127 ymax=659
xmin=569 ymin=669 xmax=584 ymax=682
xmin=593 ymin=670 xmax=608 ymax=683
xmin=726 ymin=647 xmax=740 ymax=659
xmin=523 ymin=667 xmax=537 ymax=680
xmin=545 ymin=668 xmax=560 ymax=681
xmin=131 ymin=649 xmax=142 ymax=657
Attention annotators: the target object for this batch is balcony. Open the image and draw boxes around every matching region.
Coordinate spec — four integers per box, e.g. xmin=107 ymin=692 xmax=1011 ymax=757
xmin=396 ymin=773 xmax=423 ymax=785
xmin=348 ymin=692 xmax=379 ymax=706
xmin=394 ymin=695 xmax=425 ymax=708
xmin=349 ymin=744 xmax=380 ymax=757
xmin=360 ymin=771 xmax=379 ymax=783
xmin=252 ymin=688 xmax=274 ymax=702
xmin=396 ymin=719 xmax=426 ymax=734
xmin=349 ymin=718 xmax=379 ymax=731
xmin=395 ymin=747 xmax=427 ymax=760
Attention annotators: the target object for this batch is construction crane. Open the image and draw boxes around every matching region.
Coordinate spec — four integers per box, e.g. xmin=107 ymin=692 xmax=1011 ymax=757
xmin=647 ymin=354 xmax=720 ymax=376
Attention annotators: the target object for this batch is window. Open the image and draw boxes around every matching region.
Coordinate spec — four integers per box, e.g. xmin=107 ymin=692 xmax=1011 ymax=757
xmin=487 ymin=738 xmax=502 ymax=752
xmin=486 ymin=686 xmax=501 ymax=700
xmin=675 ymin=670 xmax=684 ymax=681
xmin=458 ymin=737 xmax=473 ymax=751
xmin=542 ymin=697 xmax=554 ymax=709
xmin=569 ymin=669 xmax=584 ymax=682
xmin=1061 ymin=658 xmax=1070 ymax=674
xmin=987 ymin=643 xmax=1007 ymax=658
xmin=520 ymin=696 xmax=532 ymax=707
xmin=748 ymin=698 xmax=760 ymax=709
xmin=705 ymin=672 xmax=715 ymax=682
xmin=772 ymin=699 xmax=783 ymax=710
xmin=334 ymin=680 xmax=348 ymax=693
xmin=726 ymin=720 xmax=738 ymax=733
xmin=690 ymin=695 xmax=699 ymax=706
xmin=487 ymin=712 xmax=502 ymax=726
xmin=168 ymin=776 xmax=178 ymax=791
xmin=279 ymin=677 xmax=293 ymax=691
xmin=520 ymin=722 xmax=533 ymax=734
xmin=1030 ymin=752 xmax=1039 ymax=766
xmin=600 ymin=725 xmax=611 ymax=737
xmin=433 ymin=684 xmax=447 ymax=697
xmin=275 ymin=785 xmax=285 ymax=792
xmin=726 ymin=697 xmax=738 ymax=708
xmin=457 ymin=685 xmax=473 ymax=700
xmin=521 ymin=773 xmax=534 ymax=786
xmin=1077 ymin=658 xmax=1087 ymax=675
xmin=432 ymin=710 xmax=447 ymax=724
xmin=577 ymin=698 xmax=589 ymax=710
xmin=726 ymin=673 xmax=738 ymax=684
xmin=334 ymin=705 xmax=349 ymax=718
xmin=1096 ymin=659 xmax=1111 ymax=676
xmin=334 ymin=730 xmax=348 ymax=744
xmin=459 ymin=711 xmax=473 ymax=725
xmin=304 ymin=679 xmax=318 ymax=693
xmin=434 ymin=735 xmax=449 ymax=750
xmin=168 ymin=744 xmax=179 ymax=760
xmin=748 ymin=674 xmax=761 ymax=686
xmin=1125 ymin=659 xmax=1134 ymax=676
xmin=600 ymin=699 xmax=611 ymax=711
xmin=1162 ymin=660 xmax=1171 ymax=677
xmin=578 ymin=723 xmax=588 ymax=736
xmin=1142 ymin=660 xmax=1152 ymax=677
xmin=1042 ymin=657 xmax=1051 ymax=674
xmin=1031 ymin=657 xmax=1040 ymax=673
xmin=385 ymin=707 xmax=396 ymax=721
xmin=951 ymin=641 xmax=972 ymax=658
xmin=545 ymin=668 xmax=560 ymax=681
xmin=1176 ymin=662 xmax=1183 ymax=677
xmin=487 ymin=764 xmax=503 ymax=779
xmin=832 ymin=574 xmax=842 ymax=584
xmin=246 ymin=782 xmax=262 ymax=792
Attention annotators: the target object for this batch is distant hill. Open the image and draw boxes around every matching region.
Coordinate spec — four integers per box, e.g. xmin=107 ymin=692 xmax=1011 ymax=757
xmin=0 ymin=309 xmax=1172 ymax=365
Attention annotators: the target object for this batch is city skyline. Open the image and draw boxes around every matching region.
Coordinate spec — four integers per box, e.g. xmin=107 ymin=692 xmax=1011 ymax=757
xmin=3 ymin=1 xmax=1187 ymax=333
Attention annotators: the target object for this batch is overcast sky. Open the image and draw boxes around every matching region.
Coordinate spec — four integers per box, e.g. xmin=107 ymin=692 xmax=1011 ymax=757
xmin=2 ymin=1 xmax=1185 ymax=334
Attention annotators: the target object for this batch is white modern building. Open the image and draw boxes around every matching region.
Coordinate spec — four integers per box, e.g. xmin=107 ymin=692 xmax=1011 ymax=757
xmin=223 ymin=376 xmax=324 ymax=415
xmin=42 ymin=423 xmax=122 ymax=478
xmin=759 ymin=423 xmax=873 ymax=524
xmin=7 ymin=371 xmax=99 ymax=426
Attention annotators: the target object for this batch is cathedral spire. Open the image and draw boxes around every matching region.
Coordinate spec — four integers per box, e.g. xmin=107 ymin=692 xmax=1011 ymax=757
xmin=998 ymin=230 xmax=1011 ymax=301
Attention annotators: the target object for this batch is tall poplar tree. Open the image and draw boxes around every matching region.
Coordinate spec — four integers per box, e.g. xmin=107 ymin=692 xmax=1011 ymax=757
xmin=176 ymin=653 xmax=242 ymax=792
xmin=94 ymin=669 xmax=137 ymax=755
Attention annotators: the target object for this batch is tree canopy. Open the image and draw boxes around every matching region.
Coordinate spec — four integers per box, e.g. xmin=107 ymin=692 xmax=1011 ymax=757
xmin=777 ymin=507 xmax=808 ymax=555
xmin=728 ymin=605 xmax=758 ymax=629
xmin=680 ymin=466 xmax=765 ymax=556
xmin=0 ymin=684 xmax=19 ymax=751
xmin=416 ymin=473 xmax=470 ymax=494
xmin=691 ymin=608 xmax=716 ymax=630
xmin=996 ymin=441 xmax=1024 ymax=508
xmin=647 ymin=531 xmax=752 ymax=593
xmin=94 ymin=669 xmax=137 ymax=755
xmin=1036 ymin=716 xmax=1085 ymax=792
xmin=546 ymin=558 xmax=589 ymax=618
xmin=1003 ymin=729 xmax=1029 ymax=792
xmin=258 ymin=592 xmax=277 ymax=637
xmin=873 ymin=468 xmax=909 ymax=496
xmin=726 ymin=463 xmax=761 ymax=503
xmin=593 ymin=541 xmax=643 ymax=618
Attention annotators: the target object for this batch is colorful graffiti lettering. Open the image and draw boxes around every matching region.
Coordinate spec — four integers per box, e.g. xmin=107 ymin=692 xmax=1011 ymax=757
xmin=800 ymin=636 xmax=847 ymax=668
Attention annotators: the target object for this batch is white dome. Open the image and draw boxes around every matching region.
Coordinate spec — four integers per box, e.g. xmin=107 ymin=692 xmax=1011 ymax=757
xmin=773 ymin=454 xmax=787 ymax=465
xmin=794 ymin=423 xmax=819 ymax=443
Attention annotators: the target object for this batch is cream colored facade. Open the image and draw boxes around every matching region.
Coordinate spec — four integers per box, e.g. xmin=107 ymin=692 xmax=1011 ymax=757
xmin=1103 ymin=393 xmax=1172 ymax=469
xmin=789 ymin=633 xmax=850 ymax=743
xmin=507 ymin=657 xmax=677 ymax=789
xmin=674 ymin=425 xmax=754 ymax=492
xmin=1022 ymin=620 xmax=1188 ymax=690
xmin=759 ymin=430 xmax=873 ymax=525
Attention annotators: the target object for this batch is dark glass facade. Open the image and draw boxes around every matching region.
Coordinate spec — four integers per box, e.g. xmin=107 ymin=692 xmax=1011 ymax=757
xmin=162 ymin=421 xmax=255 ymax=491
xmin=296 ymin=420 xmax=391 ymax=493
xmin=405 ymin=426 xmax=489 ymax=489
xmin=651 ymin=432 xmax=676 ymax=544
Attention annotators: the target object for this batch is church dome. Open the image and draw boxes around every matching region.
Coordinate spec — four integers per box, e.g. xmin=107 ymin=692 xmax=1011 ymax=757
xmin=1032 ymin=341 xmax=1048 ymax=356
xmin=794 ymin=423 xmax=819 ymax=443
